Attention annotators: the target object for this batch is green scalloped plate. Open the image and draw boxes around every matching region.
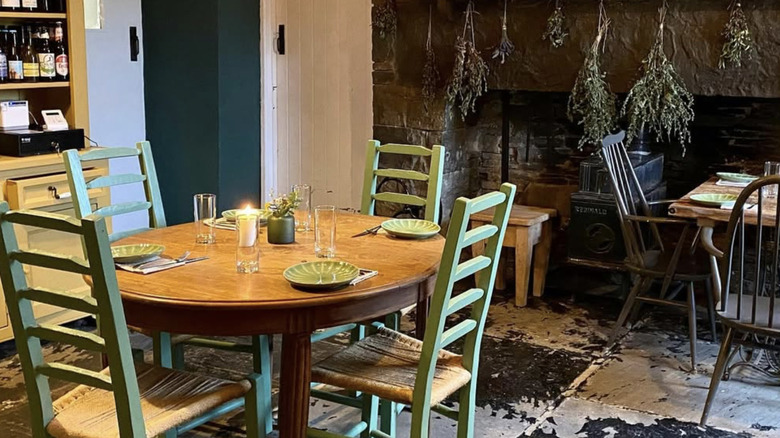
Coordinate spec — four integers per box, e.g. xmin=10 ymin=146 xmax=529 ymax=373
xmin=690 ymin=193 xmax=739 ymax=207
xmin=283 ymin=261 xmax=360 ymax=291
xmin=221 ymin=209 xmax=272 ymax=224
xmin=716 ymin=172 xmax=758 ymax=183
xmin=111 ymin=244 xmax=165 ymax=264
xmin=380 ymin=219 xmax=441 ymax=239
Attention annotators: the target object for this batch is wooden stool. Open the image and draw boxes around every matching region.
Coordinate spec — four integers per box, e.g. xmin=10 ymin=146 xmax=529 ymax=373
xmin=470 ymin=205 xmax=558 ymax=307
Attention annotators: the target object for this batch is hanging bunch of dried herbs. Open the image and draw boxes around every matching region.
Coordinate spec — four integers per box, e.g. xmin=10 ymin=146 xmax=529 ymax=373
xmin=622 ymin=4 xmax=694 ymax=154
xmin=492 ymin=0 xmax=515 ymax=64
xmin=446 ymin=1 xmax=489 ymax=119
xmin=373 ymin=0 xmax=397 ymax=40
xmin=568 ymin=3 xmax=616 ymax=149
xmin=542 ymin=0 xmax=568 ymax=48
xmin=719 ymin=1 xmax=754 ymax=69
xmin=422 ymin=5 xmax=440 ymax=112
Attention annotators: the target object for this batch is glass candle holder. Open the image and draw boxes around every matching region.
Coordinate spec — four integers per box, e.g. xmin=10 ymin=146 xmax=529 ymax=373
xmin=292 ymin=184 xmax=312 ymax=232
xmin=194 ymin=193 xmax=216 ymax=244
xmin=315 ymin=205 xmax=337 ymax=258
xmin=236 ymin=212 xmax=260 ymax=273
xmin=765 ymin=161 xmax=780 ymax=198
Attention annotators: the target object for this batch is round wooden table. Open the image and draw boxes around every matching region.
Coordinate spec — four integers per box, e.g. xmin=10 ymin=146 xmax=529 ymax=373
xmin=113 ymin=213 xmax=444 ymax=437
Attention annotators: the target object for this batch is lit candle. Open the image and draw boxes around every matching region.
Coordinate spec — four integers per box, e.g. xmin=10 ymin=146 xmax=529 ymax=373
xmin=237 ymin=206 xmax=258 ymax=248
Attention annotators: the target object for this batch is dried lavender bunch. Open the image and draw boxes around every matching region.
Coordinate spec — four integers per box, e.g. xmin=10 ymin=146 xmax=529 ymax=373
xmin=446 ymin=2 xmax=489 ymax=119
xmin=542 ymin=2 xmax=568 ymax=48
xmin=422 ymin=8 xmax=440 ymax=112
xmin=622 ymin=6 xmax=694 ymax=155
xmin=719 ymin=1 xmax=754 ymax=69
xmin=568 ymin=18 xmax=616 ymax=149
xmin=374 ymin=0 xmax=397 ymax=39
xmin=492 ymin=0 xmax=515 ymax=64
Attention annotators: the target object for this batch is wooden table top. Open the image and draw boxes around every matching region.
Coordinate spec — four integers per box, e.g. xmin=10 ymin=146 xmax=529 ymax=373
xmin=471 ymin=204 xmax=557 ymax=226
xmin=113 ymin=213 xmax=444 ymax=335
xmin=669 ymin=178 xmax=777 ymax=226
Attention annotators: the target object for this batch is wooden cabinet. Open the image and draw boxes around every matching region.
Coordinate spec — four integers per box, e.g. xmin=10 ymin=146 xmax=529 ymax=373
xmin=0 ymin=0 xmax=94 ymax=343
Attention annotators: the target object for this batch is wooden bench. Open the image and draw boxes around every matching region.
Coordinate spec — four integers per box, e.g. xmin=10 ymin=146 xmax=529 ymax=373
xmin=471 ymin=205 xmax=558 ymax=307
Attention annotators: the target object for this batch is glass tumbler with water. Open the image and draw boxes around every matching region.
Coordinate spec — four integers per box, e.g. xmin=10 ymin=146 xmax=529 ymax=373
xmin=315 ymin=205 xmax=336 ymax=258
xmin=292 ymin=184 xmax=312 ymax=232
xmin=765 ymin=161 xmax=780 ymax=198
xmin=193 ymin=193 xmax=216 ymax=244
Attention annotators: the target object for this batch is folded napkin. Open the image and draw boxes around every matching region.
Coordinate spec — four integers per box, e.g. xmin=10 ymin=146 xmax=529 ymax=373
xmin=116 ymin=258 xmax=186 ymax=275
xmin=351 ymin=269 xmax=378 ymax=286
xmin=716 ymin=179 xmax=750 ymax=188
xmin=720 ymin=203 xmax=756 ymax=211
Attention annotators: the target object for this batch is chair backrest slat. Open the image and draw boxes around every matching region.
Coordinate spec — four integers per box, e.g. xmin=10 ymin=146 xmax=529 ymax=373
xmin=27 ymin=324 xmax=106 ymax=353
xmin=462 ymin=225 xmax=498 ymax=249
xmin=721 ymin=175 xmax=780 ymax=334
xmin=86 ymin=173 xmax=147 ymax=190
xmin=64 ymin=141 xmax=167 ymax=243
xmin=361 ymin=140 xmax=445 ymax=223
xmin=411 ymin=183 xmax=516 ymax=426
xmin=0 ymin=202 xmax=146 ymax=436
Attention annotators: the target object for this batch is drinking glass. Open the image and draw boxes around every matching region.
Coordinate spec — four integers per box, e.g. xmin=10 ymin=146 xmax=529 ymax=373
xmin=292 ymin=184 xmax=312 ymax=232
xmin=193 ymin=193 xmax=216 ymax=244
xmin=236 ymin=212 xmax=260 ymax=273
xmin=314 ymin=205 xmax=337 ymax=258
xmin=765 ymin=161 xmax=780 ymax=198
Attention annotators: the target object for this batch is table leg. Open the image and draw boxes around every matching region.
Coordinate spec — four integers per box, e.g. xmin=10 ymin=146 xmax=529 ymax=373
xmin=532 ymin=221 xmax=552 ymax=298
xmin=279 ymin=332 xmax=312 ymax=437
xmin=416 ymin=296 xmax=430 ymax=341
xmin=515 ymin=227 xmax=534 ymax=307
xmin=699 ymin=226 xmax=723 ymax=303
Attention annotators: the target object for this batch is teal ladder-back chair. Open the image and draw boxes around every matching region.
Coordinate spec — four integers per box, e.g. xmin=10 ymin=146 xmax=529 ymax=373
xmin=361 ymin=140 xmax=445 ymax=224
xmin=0 ymin=203 xmax=267 ymax=438
xmin=308 ymin=183 xmax=517 ymax=438
xmin=63 ymin=144 xmax=273 ymax=435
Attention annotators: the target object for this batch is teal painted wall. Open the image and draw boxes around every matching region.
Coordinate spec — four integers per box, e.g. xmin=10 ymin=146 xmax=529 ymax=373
xmin=142 ymin=0 xmax=261 ymax=224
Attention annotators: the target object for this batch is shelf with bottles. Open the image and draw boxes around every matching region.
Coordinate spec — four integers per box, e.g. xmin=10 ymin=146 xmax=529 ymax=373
xmin=0 ymin=12 xmax=65 ymax=20
xmin=0 ymin=80 xmax=65 ymax=89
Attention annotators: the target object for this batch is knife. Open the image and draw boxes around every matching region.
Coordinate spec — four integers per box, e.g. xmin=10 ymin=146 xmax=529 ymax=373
xmin=352 ymin=225 xmax=382 ymax=238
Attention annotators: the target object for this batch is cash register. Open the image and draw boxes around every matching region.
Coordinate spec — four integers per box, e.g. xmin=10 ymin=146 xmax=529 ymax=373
xmin=0 ymin=101 xmax=84 ymax=157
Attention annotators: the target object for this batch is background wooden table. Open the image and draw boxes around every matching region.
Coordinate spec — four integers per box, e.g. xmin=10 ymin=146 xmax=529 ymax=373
xmin=113 ymin=213 xmax=444 ymax=437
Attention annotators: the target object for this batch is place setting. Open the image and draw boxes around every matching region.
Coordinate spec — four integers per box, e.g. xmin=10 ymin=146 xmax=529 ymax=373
xmin=112 ymin=245 xmax=209 ymax=274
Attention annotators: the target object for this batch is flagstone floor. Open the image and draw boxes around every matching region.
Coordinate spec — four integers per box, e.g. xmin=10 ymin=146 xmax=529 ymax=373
xmin=1 ymin=287 xmax=777 ymax=437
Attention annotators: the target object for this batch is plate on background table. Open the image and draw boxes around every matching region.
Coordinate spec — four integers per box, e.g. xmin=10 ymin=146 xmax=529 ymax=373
xmin=716 ymin=172 xmax=758 ymax=183
xmin=111 ymin=244 xmax=165 ymax=264
xmin=283 ymin=261 xmax=360 ymax=291
xmin=381 ymin=219 xmax=441 ymax=239
xmin=221 ymin=209 xmax=272 ymax=224
xmin=690 ymin=193 xmax=739 ymax=207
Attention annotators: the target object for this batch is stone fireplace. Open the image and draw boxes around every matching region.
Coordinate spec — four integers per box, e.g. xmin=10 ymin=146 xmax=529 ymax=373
xmin=372 ymin=0 xmax=780 ymax=271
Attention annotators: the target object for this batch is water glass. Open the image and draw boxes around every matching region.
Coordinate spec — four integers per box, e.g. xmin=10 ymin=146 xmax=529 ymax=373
xmin=765 ymin=161 xmax=780 ymax=198
xmin=193 ymin=194 xmax=216 ymax=244
xmin=314 ymin=205 xmax=337 ymax=258
xmin=292 ymin=184 xmax=312 ymax=232
xmin=236 ymin=213 xmax=260 ymax=273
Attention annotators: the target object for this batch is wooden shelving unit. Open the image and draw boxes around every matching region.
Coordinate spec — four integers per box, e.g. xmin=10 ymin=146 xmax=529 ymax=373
xmin=0 ymin=0 xmax=93 ymax=344
xmin=0 ymin=81 xmax=69 ymax=90
xmin=0 ymin=12 xmax=67 ymax=20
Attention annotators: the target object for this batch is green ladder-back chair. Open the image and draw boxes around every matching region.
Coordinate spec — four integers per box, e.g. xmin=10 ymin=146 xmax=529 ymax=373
xmin=361 ymin=140 xmax=445 ymax=224
xmin=308 ymin=183 xmax=517 ymax=438
xmin=63 ymin=144 xmax=273 ymax=435
xmin=0 ymin=203 xmax=267 ymax=438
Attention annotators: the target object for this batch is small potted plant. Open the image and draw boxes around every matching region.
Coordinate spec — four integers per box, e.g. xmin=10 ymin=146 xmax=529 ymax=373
xmin=265 ymin=191 xmax=300 ymax=244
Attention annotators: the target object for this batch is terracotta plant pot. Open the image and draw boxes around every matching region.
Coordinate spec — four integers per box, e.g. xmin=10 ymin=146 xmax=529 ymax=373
xmin=267 ymin=215 xmax=295 ymax=244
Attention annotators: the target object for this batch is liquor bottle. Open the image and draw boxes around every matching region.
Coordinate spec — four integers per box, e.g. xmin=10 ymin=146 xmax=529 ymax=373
xmin=21 ymin=27 xmax=38 ymax=83
xmin=7 ymin=30 xmax=23 ymax=83
xmin=52 ymin=21 xmax=67 ymax=81
xmin=31 ymin=25 xmax=40 ymax=52
xmin=1 ymin=0 xmax=20 ymax=12
xmin=38 ymin=0 xmax=49 ymax=12
xmin=0 ymin=34 xmax=8 ymax=84
xmin=37 ymin=29 xmax=54 ymax=81
xmin=21 ymin=0 xmax=36 ymax=11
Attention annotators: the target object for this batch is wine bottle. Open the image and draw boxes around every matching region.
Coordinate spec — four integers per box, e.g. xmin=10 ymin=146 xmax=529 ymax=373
xmin=52 ymin=21 xmax=67 ymax=81
xmin=7 ymin=30 xmax=23 ymax=83
xmin=21 ymin=27 xmax=38 ymax=83
xmin=37 ymin=29 xmax=54 ymax=81
xmin=0 ymin=33 xmax=8 ymax=84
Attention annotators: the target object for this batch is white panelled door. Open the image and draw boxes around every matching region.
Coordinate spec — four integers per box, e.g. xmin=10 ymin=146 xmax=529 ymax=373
xmin=262 ymin=0 xmax=373 ymax=209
